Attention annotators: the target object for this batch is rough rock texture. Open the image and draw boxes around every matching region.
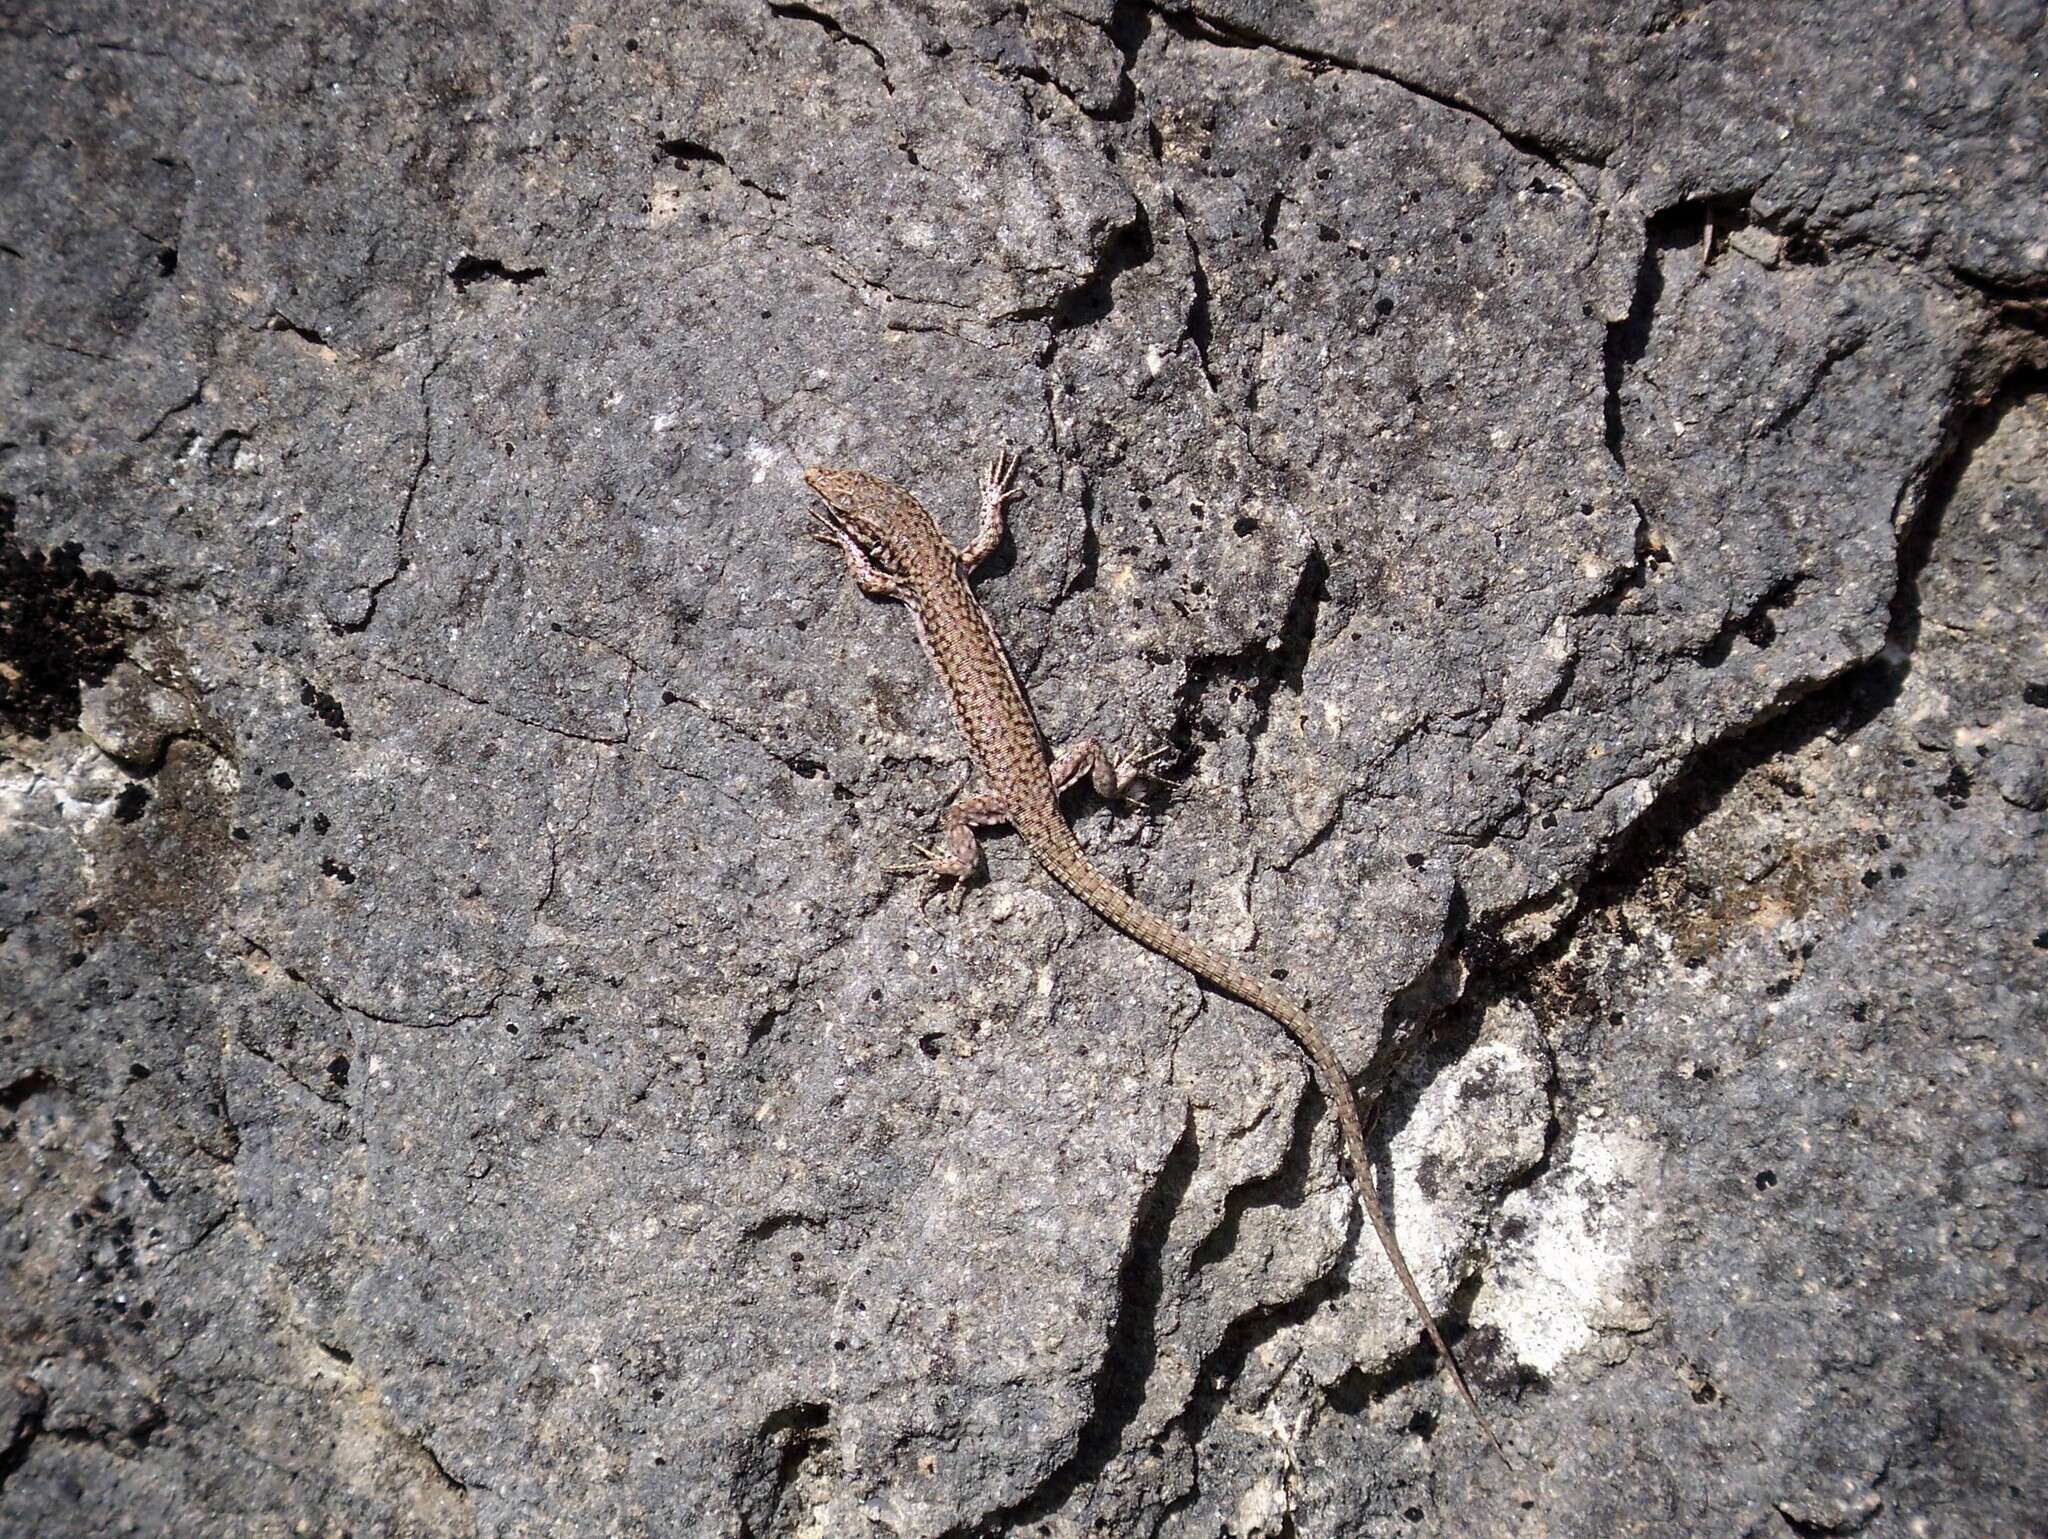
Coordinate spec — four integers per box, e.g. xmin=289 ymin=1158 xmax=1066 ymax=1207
xmin=2 ymin=3 xmax=2043 ymax=1536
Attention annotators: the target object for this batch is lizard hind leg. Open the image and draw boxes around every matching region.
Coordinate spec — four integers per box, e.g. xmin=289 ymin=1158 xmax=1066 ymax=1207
xmin=886 ymin=788 xmax=1010 ymax=915
xmin=1050 ymin=739 xmax=1179 ymax=805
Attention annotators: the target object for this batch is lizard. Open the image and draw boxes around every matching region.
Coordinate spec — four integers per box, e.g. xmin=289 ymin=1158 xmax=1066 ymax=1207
xmin=803 ymin=450 xmax=1508 ymax=1464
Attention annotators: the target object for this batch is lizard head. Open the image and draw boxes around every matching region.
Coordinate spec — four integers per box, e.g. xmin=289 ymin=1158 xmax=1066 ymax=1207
xmin=803 ymin=466 xmax=919 ymax=568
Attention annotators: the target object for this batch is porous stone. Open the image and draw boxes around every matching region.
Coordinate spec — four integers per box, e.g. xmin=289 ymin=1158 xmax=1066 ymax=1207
xmin=2 ymin=4 xmax=2042 ymax=1536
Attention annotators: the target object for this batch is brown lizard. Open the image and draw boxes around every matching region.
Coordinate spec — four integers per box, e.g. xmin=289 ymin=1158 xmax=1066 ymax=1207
xmin=803 ymin=451 xmax=1507 ymax=1463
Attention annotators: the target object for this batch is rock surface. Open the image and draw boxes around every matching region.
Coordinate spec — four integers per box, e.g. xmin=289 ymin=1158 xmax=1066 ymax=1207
xmin=2 ymin=3 xmax=2043 ymax=1535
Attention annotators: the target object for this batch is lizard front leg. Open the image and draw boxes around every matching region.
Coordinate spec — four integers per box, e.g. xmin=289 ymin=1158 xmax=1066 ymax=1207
xmin=808 ymin=508 xmax=904 ymax=598
xmin=957 ymin=449 xmax=1019 ymax=573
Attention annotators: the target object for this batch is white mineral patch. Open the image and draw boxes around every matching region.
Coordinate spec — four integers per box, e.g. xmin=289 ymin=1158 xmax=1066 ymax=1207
xmin=1473 ymin=1127 xmax=1657 ymax=1375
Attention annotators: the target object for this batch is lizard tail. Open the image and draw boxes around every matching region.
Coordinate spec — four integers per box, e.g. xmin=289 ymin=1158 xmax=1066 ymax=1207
xmin=1294 ymin=1020 xmax=1515 ymax=1470
xmin=1043 ymin=848 xmax=1513 ymax=1468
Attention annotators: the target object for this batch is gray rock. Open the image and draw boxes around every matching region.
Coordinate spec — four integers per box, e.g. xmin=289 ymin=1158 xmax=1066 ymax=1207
xmin=2 ymin=3 xmax=2042 ymax=1536
xmin=76 ymin=660 xmax=198 ymax=770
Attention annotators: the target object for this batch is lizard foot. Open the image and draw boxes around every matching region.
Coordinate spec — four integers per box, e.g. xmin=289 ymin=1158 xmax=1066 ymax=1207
xmin=1114 ymin=742 xmax=1182 ymax=793
xmin=980 ymin=448 xmax=1021 ymax=509
xmin=885 ymin=847 xmax=970 ymax=918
